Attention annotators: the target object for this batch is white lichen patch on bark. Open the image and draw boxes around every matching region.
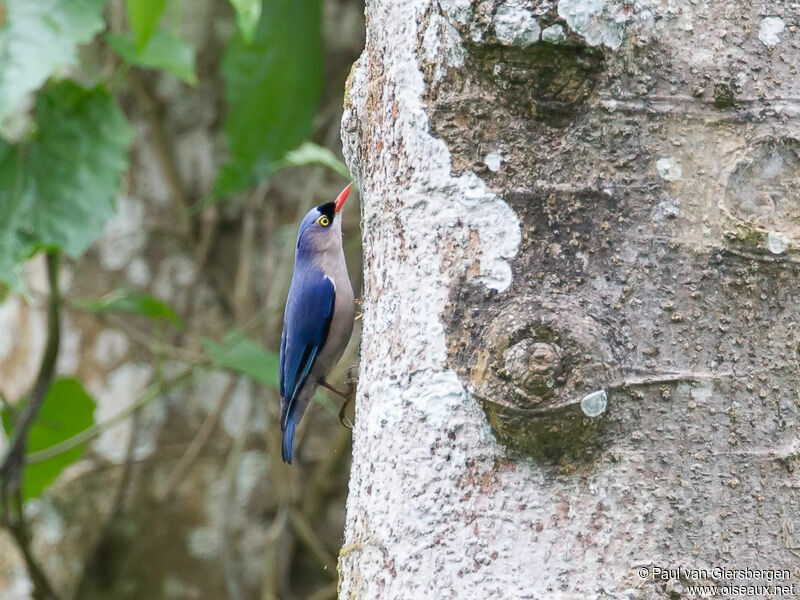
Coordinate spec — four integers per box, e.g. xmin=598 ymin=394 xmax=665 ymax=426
xmin=558 ymin=0 xmax=654 ymax=49
xmin=341 ymin=0 xmax=527 ymax=594
xmin=222 ymin=378 xmax=261 ymax=437
xmin=343 ymin=0 xmax=800 ymax=597
xmin=492 ymin=1 xmax=541 ymax=47
xmin=25 ymin=498 xmax=66 ymax=545
xmin=423 ymin=10 xmax=467 ymax=82
xmin=437 ymin=0 xmax=474 ymax=26
xmin=541 ymin=23 xmax=567 ymax=44
xmin=55 ymin=315 xmax=82 ymax=376
xmin=334 ymin=0 xmax=674 ymax=596
xmin=656 ymin=156 xmax=682 ymax=181
xmin=152 ymin=253 xmax=196 ymax=310
xmin=758 ymin=16 xmax=784 ymax=47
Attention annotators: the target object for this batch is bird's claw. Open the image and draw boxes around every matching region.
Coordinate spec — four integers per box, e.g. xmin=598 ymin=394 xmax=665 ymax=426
xmin=339 ymin=403 xmax=354 ymax=429
xmin=345 ymin=365 xmax=358 ymax=394
xmin=338 ymin=365 xmax=359 ymax=429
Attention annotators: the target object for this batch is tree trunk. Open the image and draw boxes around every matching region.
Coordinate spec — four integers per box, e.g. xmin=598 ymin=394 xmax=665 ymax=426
xmin=340 ymin=1 xmax=800 ymax=597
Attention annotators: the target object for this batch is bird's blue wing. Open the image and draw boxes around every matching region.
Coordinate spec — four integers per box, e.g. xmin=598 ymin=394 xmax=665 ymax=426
xmin=279 ymin=269 xmax=335 ymax=431
xmin=279 ymin=328 xmax=287 ymax=399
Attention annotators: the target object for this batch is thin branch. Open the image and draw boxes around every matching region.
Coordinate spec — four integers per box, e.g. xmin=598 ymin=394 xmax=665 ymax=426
xmin=0 ymin=250 xmax=62 ymax=600
xmin=233 ymin=185 xmax=265 ymax=323
xmin=158 ymin=375 xmax=239 ymax=500
xmin=26 ymin=365 xmax=201 ymax=464
xmin=67 ymin=305 xmax=203 ymax=364
xmin=181 ymin=203 xmax=220 ymax=328
xmin=1 ymin=250 xmax=61 ymax=503
xmin=129 ymin=70 xmax=194 ymax=241
xmin=5 ymin=489 xmax=61 ymax=600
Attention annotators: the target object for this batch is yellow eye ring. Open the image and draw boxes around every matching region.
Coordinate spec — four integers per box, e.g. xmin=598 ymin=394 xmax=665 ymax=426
xmin=318 ymin=215 xmax=331 ymax=227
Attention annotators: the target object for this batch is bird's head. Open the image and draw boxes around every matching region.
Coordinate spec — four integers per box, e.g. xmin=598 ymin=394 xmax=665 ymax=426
xmin=296 ymin=183 xmax=352 ymax=255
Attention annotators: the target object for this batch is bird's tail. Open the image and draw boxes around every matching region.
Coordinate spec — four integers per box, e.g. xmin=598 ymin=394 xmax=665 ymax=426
xmin=281 ymin=412 xmax=296 ymax=464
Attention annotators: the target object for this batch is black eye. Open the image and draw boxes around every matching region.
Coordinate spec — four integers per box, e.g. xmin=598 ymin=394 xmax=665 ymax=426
xmin=318 ymin=215 xmax=330 ymax=227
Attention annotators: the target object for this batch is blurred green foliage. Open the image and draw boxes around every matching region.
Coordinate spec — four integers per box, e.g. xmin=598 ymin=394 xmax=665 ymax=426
xmin=230 ymin=0 xmax=262 ymax=43
xmin=107 ymin=30 xmax=197 ymax=84
xmin=0 ymin=0 xmax=348 ymax=502
xmin=2 ymin=378 xmax=95 ymax=501
xmin=0 ymin=82 xmax=132 ymax=288
xmin=203 ymin=330 xmax=280 ymax=388
xmin=279 ymin=141 xmax=353 ymax=179
xmin=0 ymin=0 xmax=108 ymax=129
xmin=0 ymin=0 xmax=341 ymax=289
xmin=217 ymin=0 xmax=323 ymax=194
xmin=75 ymin=289 xmax=186 ymax=331
xmin=126 ymin=0 xmax=168 ymax=50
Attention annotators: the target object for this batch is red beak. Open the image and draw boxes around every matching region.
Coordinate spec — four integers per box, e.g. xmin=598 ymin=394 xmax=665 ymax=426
xmin=334 ymin=183 xmax=352 ymax=213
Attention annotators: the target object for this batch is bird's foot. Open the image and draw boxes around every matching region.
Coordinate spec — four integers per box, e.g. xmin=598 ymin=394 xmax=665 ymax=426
xmin=345 ymin=365 xmax=359 ymax=396
xmin=321 ymin=366 xmax=359 ymax=429
xmin=320 ymin=384 xmax=354 ymax=429
xmin=338 ymin=365 xmax=359 ymax=429
xmin=338 ymin=405 xmax=354 ymax=430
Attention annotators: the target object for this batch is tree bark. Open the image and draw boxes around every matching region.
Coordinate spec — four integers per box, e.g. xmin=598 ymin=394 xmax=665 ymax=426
xmin=341 ymin=0 xmax=800 ymax=598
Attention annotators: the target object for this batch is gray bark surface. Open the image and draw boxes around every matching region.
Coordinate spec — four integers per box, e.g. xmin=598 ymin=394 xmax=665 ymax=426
xmin=341 ymin=1 xmax=800 ymax=598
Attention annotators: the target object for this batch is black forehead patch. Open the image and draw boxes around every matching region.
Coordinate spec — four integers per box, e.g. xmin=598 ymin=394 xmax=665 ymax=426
xmin=316 ymin=202 xmax=335 ymax=219
xmin=317 ymin=202 xmax=335 ymax=220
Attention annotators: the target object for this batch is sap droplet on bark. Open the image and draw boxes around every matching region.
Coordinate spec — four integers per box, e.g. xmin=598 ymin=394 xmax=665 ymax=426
xmin=580 ymin=389 xmax=608 ymax=417
xmin=765 ymin=231 xmax=789 ymax=255
xmin=484 ymin=151 xmax=503 ymax=172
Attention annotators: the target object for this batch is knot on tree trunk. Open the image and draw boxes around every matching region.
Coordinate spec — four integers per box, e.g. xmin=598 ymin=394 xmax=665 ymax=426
xmin=449 ymin=299 xmax=620 ymax=461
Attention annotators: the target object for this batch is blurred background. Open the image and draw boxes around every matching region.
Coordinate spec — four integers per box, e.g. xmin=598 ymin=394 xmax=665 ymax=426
xmin=0 ymin=1 xmax=364 ymax=599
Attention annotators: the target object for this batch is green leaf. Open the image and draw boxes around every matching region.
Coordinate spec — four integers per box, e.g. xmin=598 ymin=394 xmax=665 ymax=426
xmin=0 ymin=82 xmax=133 ymax=288
xmin=0 ymin=0 xmax=108 ymax=133
xmin=202 ymin=329 xmax=336 ymax=414
xmin=0 ymin=142 xmax=31 ymax=289
xmin=75 ymin=290 xmax=184 ymax=330
xmin=1 ymin=378 xmax=95 ymax=501
xmin=203 ymin=330 xmax=279 ymax=388
xmin=126 ymin=0 xmax=168 ymax=51
xmin=230 ymin=0 xmax=262 ymax=44
xmin=25 ymin=82 xmax=134 ymax=257
xmin=276 ymin=141 xmax=351 ymax=179
xmin=107 ymin=31 xmax=197 ymax=85
xmin=216 ymin=0 xmax=323 ymax=195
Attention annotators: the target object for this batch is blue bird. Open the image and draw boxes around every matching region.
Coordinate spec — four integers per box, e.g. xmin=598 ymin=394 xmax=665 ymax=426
xmin=279 ymin=183 xmax=356 ymax=464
